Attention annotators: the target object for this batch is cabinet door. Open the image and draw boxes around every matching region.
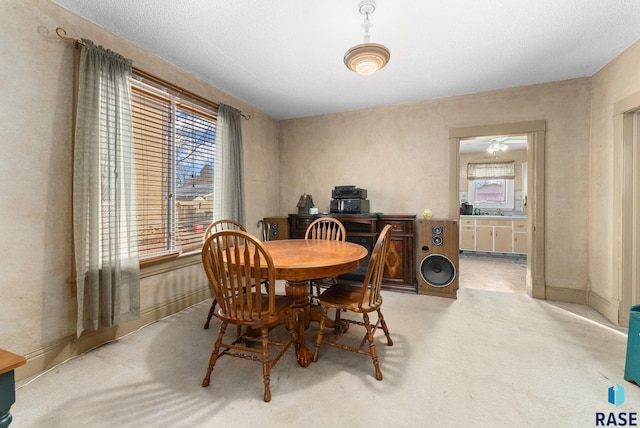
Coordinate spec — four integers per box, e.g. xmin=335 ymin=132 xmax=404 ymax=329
xmin=378 ymin=216 xmax=415 ymax=290
xmin=475 ymin=226 xmax=493 ymax=251
xmin=384 ymin=236 xmax=409 ymax=285
xmin=513 ymin=221 xmax=527 ymax=254
xmin=513 ymin=232 xmax=527 ymax=253
xmin=494 ymin=227 xmax=512 ymax=252
xmin=288 ymin=214 xmax=314 ymax=239
xmin=460 ymin=226 xmax=475 ymax=250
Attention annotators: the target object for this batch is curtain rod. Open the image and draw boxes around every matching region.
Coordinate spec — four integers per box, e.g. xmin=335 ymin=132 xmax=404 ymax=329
xmin=55 ymin=27 xmax=250 ymax=120
xmin=56 ymin=27 xmax=85 ymax=46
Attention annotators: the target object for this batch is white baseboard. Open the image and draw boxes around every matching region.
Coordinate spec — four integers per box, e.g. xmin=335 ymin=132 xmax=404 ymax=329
xmin=544 ymin=285 xmax=621 ymax=326
xmin=544 ymin=285 xmax=588 ymax=305
xmin=588 ymin=290 xmax=620 ymax=325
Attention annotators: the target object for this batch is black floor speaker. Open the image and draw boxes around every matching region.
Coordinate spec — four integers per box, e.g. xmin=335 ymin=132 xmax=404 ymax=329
xmin=263 ymin=217 xmax=289 ymax=240
xmin=417 ymin=219 xmax=459 ymax=299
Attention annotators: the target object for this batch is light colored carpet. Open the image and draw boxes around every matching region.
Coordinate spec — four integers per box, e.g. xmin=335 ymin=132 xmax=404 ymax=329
xmin=13 ymin=281 xmax=638 ymax=428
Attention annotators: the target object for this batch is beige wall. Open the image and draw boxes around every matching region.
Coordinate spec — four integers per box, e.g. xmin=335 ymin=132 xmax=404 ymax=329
xmin=1 ymin=0 xmax=280 ymax=376
xmin=280 ymin=79 xmax=591 ymax=295
xmin=589 ymin=39 xmax=640 ymax=322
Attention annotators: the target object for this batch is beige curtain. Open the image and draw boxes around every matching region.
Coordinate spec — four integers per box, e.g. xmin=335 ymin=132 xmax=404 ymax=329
xmin=213 ymin=104 xmax=245 ymax=224
xmin=73 ymin=39 xmax=140 ymax=337
xmin=467 ymin=161 xmax=515 ymax=180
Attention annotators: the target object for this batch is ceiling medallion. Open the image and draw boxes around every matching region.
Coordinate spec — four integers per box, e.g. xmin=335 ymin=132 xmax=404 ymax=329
xmin=344 ymin=1 xmax=390 ymax=76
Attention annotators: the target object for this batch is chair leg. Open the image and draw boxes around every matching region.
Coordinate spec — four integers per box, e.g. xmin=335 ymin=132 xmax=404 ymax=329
xmin=363 ymin=313 xmax=383 ymax=381
xmin=260 ymin=326 xmax=271 ymax=402
xmin=202 ymin=321 xmax=227 ymax=387
xmin=203 ymin=299 xmax=218 ymax=329
xmin=312 ymin=306 xmax=329 ymax=362
xmin=377 ymin=308 xmax=393 ymax=346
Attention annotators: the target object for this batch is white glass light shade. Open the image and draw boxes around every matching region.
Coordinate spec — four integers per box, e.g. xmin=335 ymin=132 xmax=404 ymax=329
xmin=487 ymin=142 xmax=508 ymax=153
xmin=344 ymin=43 xmax=390 ymax=75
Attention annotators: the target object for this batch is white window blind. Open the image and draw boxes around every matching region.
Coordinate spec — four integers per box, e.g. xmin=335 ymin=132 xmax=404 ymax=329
xmin=131 ymin=73 xmax=218 ymax=259
xmin=467 ymin=161 xmax=515 ymax=180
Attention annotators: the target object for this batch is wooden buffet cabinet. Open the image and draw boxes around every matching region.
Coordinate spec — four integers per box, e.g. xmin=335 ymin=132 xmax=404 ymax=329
xmin=288 ymin=214 xmax=416 ymax=293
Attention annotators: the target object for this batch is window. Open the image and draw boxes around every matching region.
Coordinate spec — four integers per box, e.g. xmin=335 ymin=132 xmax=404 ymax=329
xmin=131 ymin=72 xmax=218 ymax=259
xmin=467 ymin=161 xmax=515 ymax=210
xmin=474 ymin=180 xmax=507 ymax=202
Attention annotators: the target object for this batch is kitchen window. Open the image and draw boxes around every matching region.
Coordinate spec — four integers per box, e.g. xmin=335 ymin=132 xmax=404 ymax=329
xmin=131 ymin=72 xmax=218 ymax=260
xmin=467 ymin=161 xmax=515 ymax=210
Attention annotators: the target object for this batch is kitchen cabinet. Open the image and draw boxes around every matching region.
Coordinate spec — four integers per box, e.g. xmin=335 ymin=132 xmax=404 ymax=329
xmin=460 ymin=219 xmax=475 ymax=250
xmin=494 ymin=226 xmax=513 ymax=252
xmin=459 ymin=216 xmax=527 ymax=254
xmin=513 ymin=220 xmax=527 ymax=254
xmin=475 ymin=224 xmax=494 ymax=251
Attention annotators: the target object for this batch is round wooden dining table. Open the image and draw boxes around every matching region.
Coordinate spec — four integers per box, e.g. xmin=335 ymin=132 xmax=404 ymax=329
xmin=262 ymin=239 xmax=368 ymax=367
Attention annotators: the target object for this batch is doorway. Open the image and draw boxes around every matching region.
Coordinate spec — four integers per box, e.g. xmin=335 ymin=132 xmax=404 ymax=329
xmin=458 ymin=134 xmax=527 ymax=294
xmin=617 ymin=100 xmax=640 ymax=326
xmin=449 ymin=121 xmax=546 ymax=299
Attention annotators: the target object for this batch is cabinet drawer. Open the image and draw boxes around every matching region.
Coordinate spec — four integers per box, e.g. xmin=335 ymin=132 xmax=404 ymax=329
xmin=513 ymin=221 xmax=527 ymax=231
xmin=476 ymin=219 xmax=512 ymax=227
xmin=461 ymin=219 xmax=474 ymax=226
xmin=379 ymin=220 xmax=411 ymax=234
xmin=461 ymin=225 xmax=474 ymax=231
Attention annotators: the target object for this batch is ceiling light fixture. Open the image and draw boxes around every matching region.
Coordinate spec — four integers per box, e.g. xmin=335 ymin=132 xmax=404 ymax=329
xmin=487 ymin=141 xmax=508 ymax=153
xmin=344 ymin=0 xmax=390 ymax=76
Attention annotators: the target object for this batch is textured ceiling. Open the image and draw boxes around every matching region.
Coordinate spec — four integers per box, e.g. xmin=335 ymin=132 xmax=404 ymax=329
xmin=51 ymin=0 xmax=640 ymax=120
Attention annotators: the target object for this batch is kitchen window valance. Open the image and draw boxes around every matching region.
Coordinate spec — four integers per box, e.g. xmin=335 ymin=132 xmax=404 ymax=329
xmin=467 ymin=161 xmax=515 ymax=180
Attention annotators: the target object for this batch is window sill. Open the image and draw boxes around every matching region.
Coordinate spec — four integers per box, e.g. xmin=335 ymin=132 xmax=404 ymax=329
xmin=139 ymin=251 xmax=202 ymax=279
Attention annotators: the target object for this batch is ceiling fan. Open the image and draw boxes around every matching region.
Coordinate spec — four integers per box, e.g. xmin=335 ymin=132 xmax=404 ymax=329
xmin=459 ymin=135 xmax=527 ymax=153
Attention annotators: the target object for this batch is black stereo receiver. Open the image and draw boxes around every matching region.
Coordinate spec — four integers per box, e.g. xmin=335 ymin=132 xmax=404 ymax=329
xmin=331 ymin=185 xmax=367 ymax=199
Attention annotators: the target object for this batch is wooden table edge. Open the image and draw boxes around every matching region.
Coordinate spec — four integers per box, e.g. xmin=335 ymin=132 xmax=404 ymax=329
xmin=0 ymin=349 xmax=27 ymax=375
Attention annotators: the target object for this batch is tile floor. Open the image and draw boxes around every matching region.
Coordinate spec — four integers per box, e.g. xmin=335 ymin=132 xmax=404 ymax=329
xmin=458 ymin=251 xmax=527 ymax=294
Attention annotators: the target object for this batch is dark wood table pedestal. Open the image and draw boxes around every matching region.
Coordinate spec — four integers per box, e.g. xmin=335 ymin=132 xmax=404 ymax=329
xmin=262 ymin=240 xmax=368 ymax=367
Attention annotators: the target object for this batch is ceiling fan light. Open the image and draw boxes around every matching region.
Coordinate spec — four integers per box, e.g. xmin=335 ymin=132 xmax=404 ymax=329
xmin=344 ymin=43 xmax=390 ymax=75
xmin=487 ymin=141 xmax=508 ymax=153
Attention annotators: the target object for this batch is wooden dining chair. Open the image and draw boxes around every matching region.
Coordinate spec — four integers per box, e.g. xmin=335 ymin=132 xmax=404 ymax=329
xmin=201 ymin=230 xmax=299 ymax=402
xmin=203 ymin=219 xmax=247 ymax=329
xmin=312 ymin=224 xmax=394 ymax=381
xmin=204 ymin=219 xmax=246 ymax=239
xmin=304 ymin=217 xmax=347 ymax=300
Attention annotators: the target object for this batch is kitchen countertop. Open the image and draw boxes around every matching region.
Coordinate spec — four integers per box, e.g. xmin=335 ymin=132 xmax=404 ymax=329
xmin=460 ymin=214 xmax=527 ymax=220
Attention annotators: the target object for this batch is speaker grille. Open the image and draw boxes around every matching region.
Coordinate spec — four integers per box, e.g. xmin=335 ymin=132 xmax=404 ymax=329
xmin=419 ymin=254 xmax=456 ymax=287
xmin=263 ymin=217 xmax=289 ymax=240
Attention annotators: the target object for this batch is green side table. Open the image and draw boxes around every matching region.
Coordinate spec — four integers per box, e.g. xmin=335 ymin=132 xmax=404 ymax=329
xmin=625 ymin=304 xmax=640 ymax=385
xmin=0 ymin=350 xmax=26 ymax=428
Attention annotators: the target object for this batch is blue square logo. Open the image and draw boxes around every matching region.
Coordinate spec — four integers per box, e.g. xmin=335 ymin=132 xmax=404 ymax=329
xmin=608 ymin=384 xmax=625 ymax=407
